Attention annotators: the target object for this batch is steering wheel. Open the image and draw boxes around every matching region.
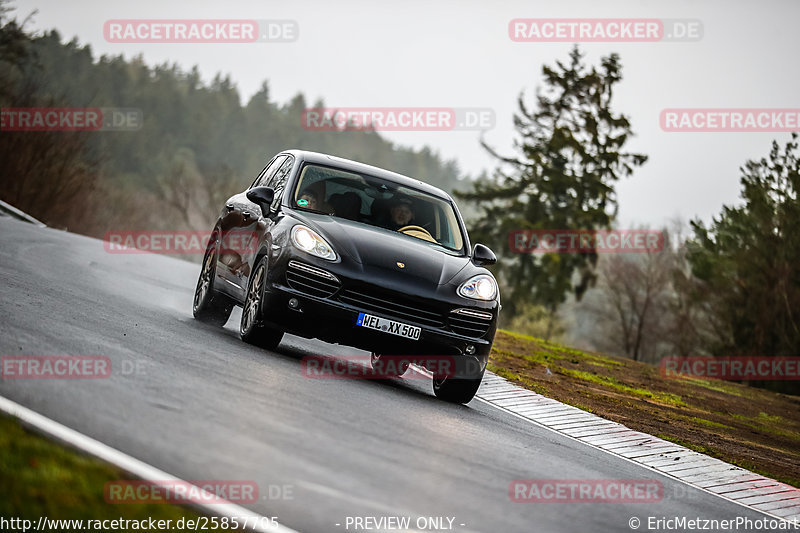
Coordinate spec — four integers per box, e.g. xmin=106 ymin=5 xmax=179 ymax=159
xmin=397 ymin=225 xmax=437 ymax=243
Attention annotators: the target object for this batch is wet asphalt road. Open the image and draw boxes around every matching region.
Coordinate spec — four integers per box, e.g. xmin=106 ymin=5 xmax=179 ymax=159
xmin=0 ymin=217 xmax=773 ymax=532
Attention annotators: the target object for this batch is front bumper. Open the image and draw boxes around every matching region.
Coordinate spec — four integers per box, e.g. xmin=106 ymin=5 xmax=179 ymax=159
xmin=258 ymin=256 xmax=497 ymax=365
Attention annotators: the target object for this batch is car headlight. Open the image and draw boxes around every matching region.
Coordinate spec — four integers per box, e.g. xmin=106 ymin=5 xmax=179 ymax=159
xmin=458 ymin=274 xmax=497 ymax=301
xmin=291 ymin=225 xmax=336 ymax=261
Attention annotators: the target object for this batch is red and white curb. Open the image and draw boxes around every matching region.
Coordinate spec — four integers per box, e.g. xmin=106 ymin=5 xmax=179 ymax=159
xmin=474 ymin=372 xmax=800 ymax=521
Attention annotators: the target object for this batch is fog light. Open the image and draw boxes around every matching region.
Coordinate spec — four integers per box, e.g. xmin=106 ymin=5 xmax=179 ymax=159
xmin=288 ymin=298 xmax=299 ymax=309
xmin=465 ymin=344 xmax=476 ymax=355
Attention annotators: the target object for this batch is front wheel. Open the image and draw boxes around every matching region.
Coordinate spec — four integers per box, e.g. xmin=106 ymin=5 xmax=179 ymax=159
xmin=240 ymin=256 xmax=284 ymax=350
xmin=193 ymin=242 xmax=234 ymax=326
xmin=432 ymin=368 xmax=485 ymax=404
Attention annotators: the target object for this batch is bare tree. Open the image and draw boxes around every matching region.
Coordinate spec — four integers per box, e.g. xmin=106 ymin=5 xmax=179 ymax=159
xmin=663 ymin=219 xmax=711 ymax=357
xmin=0 ymin=87 xmax=102 ymax=231
xmin=197 ymin=163 xmax=241 ymax=226
xmin=156 ymin=148 xmax=203 ymax=228
xmin=578 ymin=230 xmax=675 ymax=362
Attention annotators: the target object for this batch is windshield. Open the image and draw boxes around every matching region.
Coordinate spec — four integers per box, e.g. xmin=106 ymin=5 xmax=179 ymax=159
xmin=292 ymin=163 xmax=465 ymax=252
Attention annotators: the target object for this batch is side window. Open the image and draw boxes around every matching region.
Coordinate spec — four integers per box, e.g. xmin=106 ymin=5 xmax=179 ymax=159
xmin=266 ymin=156 xmax=295 ymax=212
xmin=249 ymin=165 xmax=267 ymax=189
xmin=251 ymin=155 xmax=286 ymax=188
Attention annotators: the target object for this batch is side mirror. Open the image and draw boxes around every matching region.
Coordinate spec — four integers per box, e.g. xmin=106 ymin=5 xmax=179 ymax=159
xmin=246 ymin=186 xmax=275 ymax=217
xmin=472 ymin=243 xmax=496 ymax=266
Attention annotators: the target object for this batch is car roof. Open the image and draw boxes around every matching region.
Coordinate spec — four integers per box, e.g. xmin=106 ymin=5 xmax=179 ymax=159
xmin=281 ymin=150 xmax=453 ymax=201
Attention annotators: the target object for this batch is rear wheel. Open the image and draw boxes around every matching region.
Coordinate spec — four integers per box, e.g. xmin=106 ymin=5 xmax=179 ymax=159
xmin=432 ymin=368 xmax=485 ymax=404
xmin=240 ymin=256 xmax=284 ymax=350
xmin=370 ymin=353 xmax=410 ymax=378
xmin=193 ymin=242 xmax=234 ymax=326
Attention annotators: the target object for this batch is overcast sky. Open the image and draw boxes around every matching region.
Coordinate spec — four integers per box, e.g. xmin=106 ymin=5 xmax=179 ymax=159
xmin=12 ymin=0 xmax=800 ymax=228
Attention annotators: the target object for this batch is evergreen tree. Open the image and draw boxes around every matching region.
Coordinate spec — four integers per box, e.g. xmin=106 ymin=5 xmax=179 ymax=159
xmin=458 ymin=46 xmax=647 ymax=336
xmin=688 ymin=134 xmax=800 ymax=359
xmin=0 ymin=23 xmax=471 ymax=235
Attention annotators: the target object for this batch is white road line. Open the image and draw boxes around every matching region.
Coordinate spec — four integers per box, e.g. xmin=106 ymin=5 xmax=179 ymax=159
xmin=0 ymin=200 xmax=46 ymax=226
xmin=0 ymin=395 xmax=298 ymax=533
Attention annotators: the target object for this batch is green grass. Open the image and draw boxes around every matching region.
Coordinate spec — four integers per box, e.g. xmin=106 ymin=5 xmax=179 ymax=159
xmin=686 ymin=417 xmax=735 ymax=430
xmin=487 ymin=363 xmax=550 ymax=395
xmin=0 ymin=414 xmax=226 ymax=528
xmin=495 ymin=332 xmax=686 ymax=407
xmin=656 ymin=434 xmax=716 ymax=456
xmin=728 ymin=412 xmax=800 ymax=442
xmin=674 ymin=375 xmax=755 ymax=399
xmin=756 ymin=412 xmax=782 ymax=424
xmin=562 ymin=401 xmax=594 ymax=413
xmin=492 ymin=328 xmax=800 ymax=488
xmin=500 ymin=330 xmax=624 ymax=367
xmin=498 ymin=329 xmax=541 ymax=344
xmin=558 ymin=368 xmax=687 ymax=407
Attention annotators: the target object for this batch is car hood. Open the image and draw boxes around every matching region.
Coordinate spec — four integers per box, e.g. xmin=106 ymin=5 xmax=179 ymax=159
xmin=302 ymin=215 xmax=472 ymax=287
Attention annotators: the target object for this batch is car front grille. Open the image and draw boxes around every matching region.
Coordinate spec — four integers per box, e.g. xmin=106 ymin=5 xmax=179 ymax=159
xmin=286 ymin=261 xmax=340 ymax=298
xmin=337 ymin=288 xmax=445 ymax=328
xmin=448 ymin=308 xmax=493 ymax=338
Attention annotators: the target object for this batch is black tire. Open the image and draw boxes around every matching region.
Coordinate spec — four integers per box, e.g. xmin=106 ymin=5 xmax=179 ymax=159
xmin=193 ymin=242 xmax=234 ymax=326
xmin=432 ymin=368 xmax=485 ymax=404
xmin=370 ymin=353 xmax=410 ymax=378
xmin=240 ymin=255 xmax=284 ymax=350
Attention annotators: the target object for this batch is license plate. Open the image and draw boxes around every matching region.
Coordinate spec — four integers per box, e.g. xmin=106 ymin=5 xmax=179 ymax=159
xmin=356 ymin=312 xmax=421 ymax=340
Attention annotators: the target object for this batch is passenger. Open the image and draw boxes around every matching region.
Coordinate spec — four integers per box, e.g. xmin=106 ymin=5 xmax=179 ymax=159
xmin=297 ymin=189 xmax=318 ymax=210
xmin=388 ymin=196 xmax=415 ymax=230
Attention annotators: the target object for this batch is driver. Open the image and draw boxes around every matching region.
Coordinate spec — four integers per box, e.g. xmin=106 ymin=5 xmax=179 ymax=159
xmin=388 ymin=196 xmax=415 ymax=230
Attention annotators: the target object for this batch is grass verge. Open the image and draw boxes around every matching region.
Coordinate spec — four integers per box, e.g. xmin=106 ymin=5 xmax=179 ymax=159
xmin=0 ymin=413 xmax=234 ymax=530
xmin=488 ymin=330 xmax=800 ymax=487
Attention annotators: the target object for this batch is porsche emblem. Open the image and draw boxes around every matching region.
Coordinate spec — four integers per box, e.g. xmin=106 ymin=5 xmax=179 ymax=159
xmin=396 ymin=262 xmax=405 ymax=269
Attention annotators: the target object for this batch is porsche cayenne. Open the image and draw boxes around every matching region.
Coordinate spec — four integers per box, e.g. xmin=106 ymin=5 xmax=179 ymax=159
xmin=192 ymin=150 xmax=499 ymax=403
